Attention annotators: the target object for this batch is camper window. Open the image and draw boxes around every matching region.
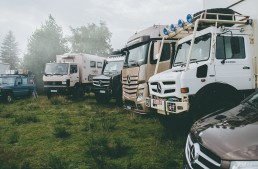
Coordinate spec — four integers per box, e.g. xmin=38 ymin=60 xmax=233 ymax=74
xmin=90 ymin=61 xmax=96 ymax=68
xmin=70 ymin=65 xmax=77 ymax=74
xmin=97 ymin=62 xmax=102 ymax=68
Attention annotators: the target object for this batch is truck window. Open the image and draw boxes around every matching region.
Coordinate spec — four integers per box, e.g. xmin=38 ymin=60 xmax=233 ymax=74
xmin=16 ymin=78 xmax=22 ymax=85
xmin=90 ymin=61 xmax=96 ymax=68
xmin=150 ymin=43 xmax=171 ymax=64
xmin=216 ymin=36 xmax=245 ymax=59
xmin=22 ymin=78 xmax=28 ymax=85
xmin=97 ymin=62 xmax=102 ymax=68
xmin=70 ymin=65 xmax=77 ymax=74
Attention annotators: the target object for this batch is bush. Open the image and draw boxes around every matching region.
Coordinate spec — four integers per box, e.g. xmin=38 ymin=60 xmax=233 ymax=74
xmin=53 ymin=126 xmax=71 ymax=138
xmin=14 ymin=114 xmax=40 ymax=125
xmin=50 ymin=96 xmax=68 ymax=105
xmin=9 ymin=131 xmax=20 ymax=144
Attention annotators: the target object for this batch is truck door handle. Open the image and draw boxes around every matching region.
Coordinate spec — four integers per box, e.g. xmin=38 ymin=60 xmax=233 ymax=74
xmin=243 ymin=66 xmax=250 ymax=69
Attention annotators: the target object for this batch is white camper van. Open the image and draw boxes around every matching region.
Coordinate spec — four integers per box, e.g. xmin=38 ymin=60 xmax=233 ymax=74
xmin=43 ymin=53 xmax=105 ymax=98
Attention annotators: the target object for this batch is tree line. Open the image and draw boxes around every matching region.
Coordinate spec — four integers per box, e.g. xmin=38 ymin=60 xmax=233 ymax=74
xmin=0 ymin=15 xmax=113 ymax=91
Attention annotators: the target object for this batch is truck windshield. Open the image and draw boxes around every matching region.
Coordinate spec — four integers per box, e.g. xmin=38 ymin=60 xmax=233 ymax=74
xmin=103 ymin=61 xmax=124 ymax=74
xmin=125 ymin=42 xmax=149 ymax=67
xmin=173 ymin=33 xmax=211 ymax=67
xmin=0 ymin=77 xmax=15 ymax=85
xmin=44 ymin=63 xmax=69 ymax=75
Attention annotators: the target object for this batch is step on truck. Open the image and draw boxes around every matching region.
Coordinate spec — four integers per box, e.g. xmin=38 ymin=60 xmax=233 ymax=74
xmin=146 ymin=8 xmax=258 ymax=118
xmin=93 ymin=50 xmax=126 ymax=105
xmin=43 ymin=53 xmax=105 ymax=99
xmin=121 ymin=25 xmax=191 ymax=114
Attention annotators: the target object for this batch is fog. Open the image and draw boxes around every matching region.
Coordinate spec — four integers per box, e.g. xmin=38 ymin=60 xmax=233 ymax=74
xmin=0 ymin=0 xmax=203 ymax=56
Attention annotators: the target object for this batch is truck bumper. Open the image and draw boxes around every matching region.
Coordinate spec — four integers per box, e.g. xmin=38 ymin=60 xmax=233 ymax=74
xmin=146 ymin=97 xmax=188 ymax=115
xmin=44 ymin=86 xmax=73 ymax=95
xmin=123 ymin=83 xmax=152 ymax=114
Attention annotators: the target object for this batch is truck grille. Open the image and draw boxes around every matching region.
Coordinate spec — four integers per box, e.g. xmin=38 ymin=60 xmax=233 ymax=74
xmin=122 ymin=76 xmax=138 ymax=98
xmin=44 ymin=81 xmax=63 ymax=86
xmin=185 ymin=134 xmax=221 ymax=169
xmin=93 ymin=79 xmax=110 ymax=87
xmin=149 ymin=81 xmax=176 ymax=95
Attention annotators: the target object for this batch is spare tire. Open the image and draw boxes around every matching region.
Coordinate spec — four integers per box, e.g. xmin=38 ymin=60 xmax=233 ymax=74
xmin=193 ymin=8 xmax=236 ymax=30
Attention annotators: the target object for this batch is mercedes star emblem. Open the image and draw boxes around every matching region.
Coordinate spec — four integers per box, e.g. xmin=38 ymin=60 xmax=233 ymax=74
xmin=190 ymin=143 xmax=200 ymax=164
xmin=127 ymin=75 xmax=131 ymax=84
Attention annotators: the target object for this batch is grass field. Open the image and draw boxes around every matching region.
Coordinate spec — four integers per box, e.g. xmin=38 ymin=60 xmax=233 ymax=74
xmin=0 ymin=95 xmax=191 ymax=169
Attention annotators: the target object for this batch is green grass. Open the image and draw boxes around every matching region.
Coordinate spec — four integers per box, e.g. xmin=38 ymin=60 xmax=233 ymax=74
xmin=0 ymin=95 xmax=189 ymax=169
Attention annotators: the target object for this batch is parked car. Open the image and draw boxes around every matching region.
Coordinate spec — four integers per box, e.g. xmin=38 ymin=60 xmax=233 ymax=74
xmin=0 ymin=73 xmax=36 ymax=103
xmin=184 ymin=90 xmax=258 ymax=169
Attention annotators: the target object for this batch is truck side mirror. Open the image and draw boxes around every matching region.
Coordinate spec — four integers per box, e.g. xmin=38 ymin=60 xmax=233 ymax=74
xmin=153 ymin=42 xmax=161 ymax=60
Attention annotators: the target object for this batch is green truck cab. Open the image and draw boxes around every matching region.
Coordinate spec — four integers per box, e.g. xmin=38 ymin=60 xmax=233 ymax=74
xmin=0 ymin=73 xmax=36 ymax=103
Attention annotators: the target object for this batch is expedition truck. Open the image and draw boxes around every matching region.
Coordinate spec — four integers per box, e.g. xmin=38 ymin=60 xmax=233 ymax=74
xmin=146 ymin=6 xmax=258 ymax=118
xmin=122 ymin=25 xmax=190 ymax=114
xmin=93 ymin=50 xmax=125 ymax=105
xmin=43 ymin=53 xmax=105 ymax=98
xmin=0 ymin=70 xmax=36 ymax=103
xmin=0 ymin=63 xmax=10 ymax=74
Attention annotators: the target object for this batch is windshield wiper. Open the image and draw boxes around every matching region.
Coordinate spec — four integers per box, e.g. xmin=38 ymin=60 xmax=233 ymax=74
xmin=129 ymin=60 xmax=139 ymax=66
xmin=190 ymin=59 xmax=198 ymax=64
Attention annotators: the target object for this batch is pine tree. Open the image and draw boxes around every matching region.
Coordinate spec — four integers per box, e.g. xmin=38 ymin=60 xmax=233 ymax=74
xmin=23 ymin=15 xmax=68 ymax=91
xmin=0 ymin=31 xmax=19 ymax=69
xmin=70 ymin=21 xmax=113 ymax=56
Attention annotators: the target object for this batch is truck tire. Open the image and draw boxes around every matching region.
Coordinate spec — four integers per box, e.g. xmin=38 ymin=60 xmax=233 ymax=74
xmin=47 ymin=91 xmax=52 ymax=99
xmin=191 ymin=86 xmax=240 ymax=120
xmin=115 ymin=87 xmax=123 ymax=106
xmin=6 ymin=92 xmax=13 ymax=103
xmin=74 ymin=86 xmax=84 ymax=100
xmin=193 ymin=8 xmax=235 ymax=30
xmin=95 ymin=93 xmax=111 ymax=104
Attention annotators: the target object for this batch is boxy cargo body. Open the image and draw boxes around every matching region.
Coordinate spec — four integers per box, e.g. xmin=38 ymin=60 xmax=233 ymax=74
xmin=147 ymin=2 xmax=258 ymax=117
xmin=43 ymin=53 xmax=104 ymax=98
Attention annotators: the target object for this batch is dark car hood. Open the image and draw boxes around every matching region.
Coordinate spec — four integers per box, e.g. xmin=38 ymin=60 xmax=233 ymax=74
xmin=93 ymin=74 xmax=111 ymax=80
xmin=191 ymin=104 xmax=258 ymax=160
xmin=93 ymin=73 xmax=121 ymax=80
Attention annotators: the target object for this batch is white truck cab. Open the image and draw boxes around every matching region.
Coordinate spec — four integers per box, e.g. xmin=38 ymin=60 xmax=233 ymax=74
xmin=146 ymin=8 xmax=257 ymax=117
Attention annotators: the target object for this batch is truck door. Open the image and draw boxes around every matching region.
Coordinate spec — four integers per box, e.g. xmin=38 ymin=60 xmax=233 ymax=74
xmin=147 ymin=41 xmax=172 ymax=78
xmin=214 ymin=35 xmax=253 ymax=89
xmin=70 ymin=64 xmax=79 ymax=86
xmin=14 ymin=77 xmax=29 ymax=97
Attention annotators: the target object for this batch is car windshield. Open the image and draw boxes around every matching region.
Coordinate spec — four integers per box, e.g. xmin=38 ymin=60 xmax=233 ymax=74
xmin=125 ymin=42 xmax=149 ymax=67
xmin=103 ymin=61 xmax=124 ymax=74
xmin=244 ymin=92 xmax=258 ymax=109
xmin=173 ymin=33 xmax=211 ymax=67
xmin=44 ymin=63 xmax=69 ymax=75
xmin=0 ymin=77 xmax=15 ymax=85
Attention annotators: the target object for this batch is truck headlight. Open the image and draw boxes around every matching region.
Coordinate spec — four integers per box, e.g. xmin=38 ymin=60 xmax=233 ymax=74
xmin=230 ymin=161 xmax=258 ymax=169
xmin=137 ymin=90 xmax=144 ymax=101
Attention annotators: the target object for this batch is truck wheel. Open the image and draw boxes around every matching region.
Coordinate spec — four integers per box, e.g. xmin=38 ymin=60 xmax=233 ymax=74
xmin=6 ymin=93 xmax=13 ymax=103
xmin=74 ymin=87 xmax=84 ymax=100
xmin=47 ymin=92 xmax=52 ymax=99
xmin=191 ymin=86 xmax=240 ymax=120
xmin=115 ymin=87 xmax=123 ymax=106
xmin=95 ymin=93 xmax=111 ymax=104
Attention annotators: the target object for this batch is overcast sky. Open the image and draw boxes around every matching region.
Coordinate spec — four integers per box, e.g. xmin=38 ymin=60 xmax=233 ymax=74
xmin=0 ymin=0 xmax=203 ymax=56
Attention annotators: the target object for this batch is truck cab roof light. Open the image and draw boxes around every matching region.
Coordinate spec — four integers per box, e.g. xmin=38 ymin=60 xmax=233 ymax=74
xmin=178 ymin=19 xmax=184 ymax=28
xmin=186 ymin=14 xmax=193 ymax=23
xmin=163 ymin=28 xmax=169 ymax=35
xmin=170 ymin=24 xmax=175 ymax=32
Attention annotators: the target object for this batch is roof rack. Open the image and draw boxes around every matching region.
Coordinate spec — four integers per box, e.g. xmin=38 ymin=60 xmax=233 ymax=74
xmin=167 ymin=11 xmax=250 ymax=39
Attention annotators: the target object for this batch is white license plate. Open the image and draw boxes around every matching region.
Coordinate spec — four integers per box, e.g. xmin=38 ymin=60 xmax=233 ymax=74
xmin=127 ymin=106 xmax=132 ymax=110
xmin=100 ymin=90 xmax=106 ymax=94
xmin=153 ymin=99 xmax=162 ymax=105
xmin=50 ymin=90 xmax=57 ymax=93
